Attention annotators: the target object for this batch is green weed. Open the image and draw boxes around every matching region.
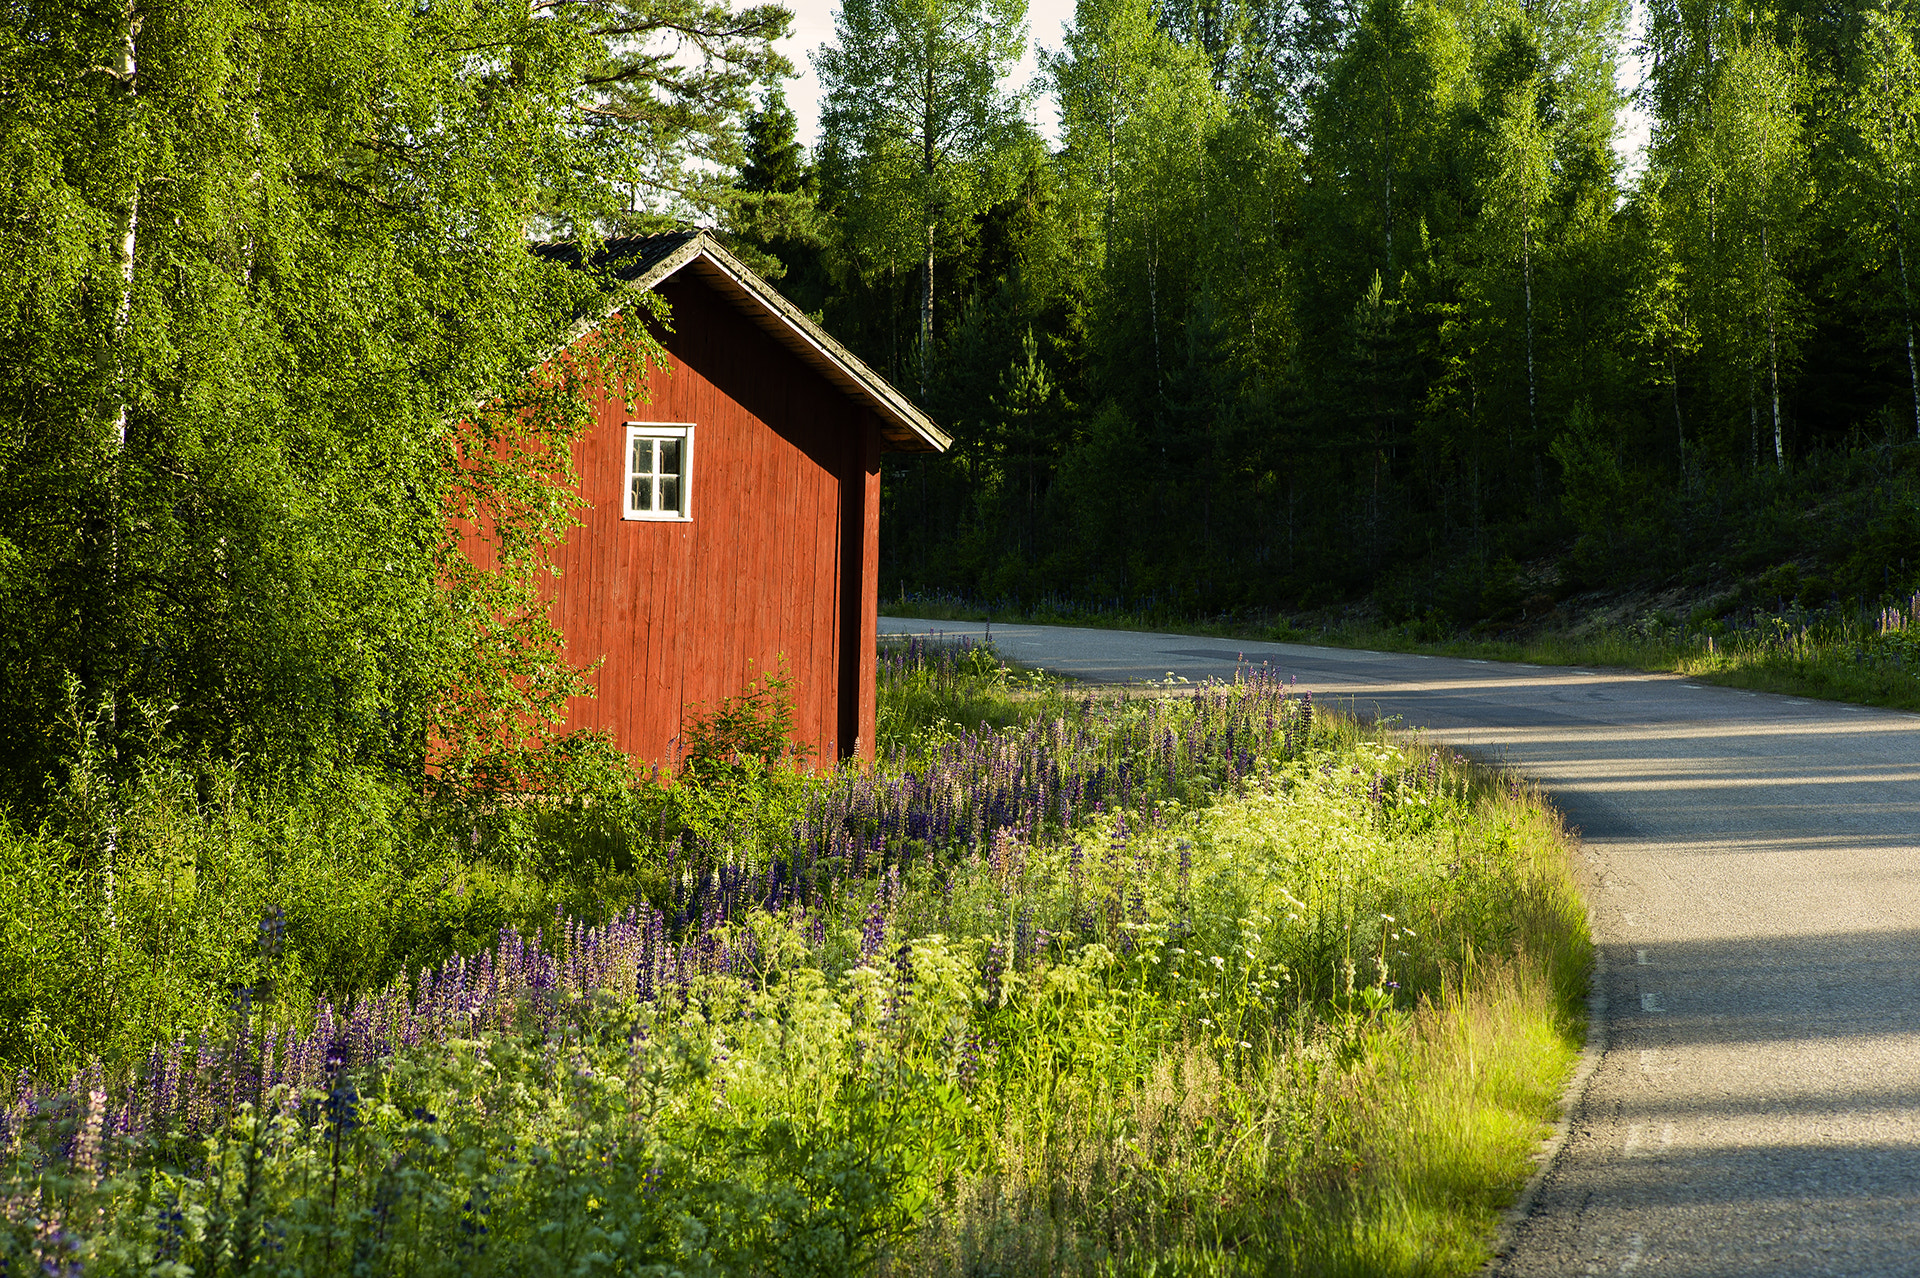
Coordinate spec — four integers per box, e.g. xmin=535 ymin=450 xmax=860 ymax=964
xmin=0 ymin=647 xmax=1592 ymax=1276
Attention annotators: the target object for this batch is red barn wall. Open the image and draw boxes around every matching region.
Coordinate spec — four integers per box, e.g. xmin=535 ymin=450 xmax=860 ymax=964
xmin=536 ymin=274 xmax=881 ymax=772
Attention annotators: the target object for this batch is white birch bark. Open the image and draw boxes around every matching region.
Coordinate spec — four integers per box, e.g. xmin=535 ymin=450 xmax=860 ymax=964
xmin=100 ymin=0 xmax=141 ymax=925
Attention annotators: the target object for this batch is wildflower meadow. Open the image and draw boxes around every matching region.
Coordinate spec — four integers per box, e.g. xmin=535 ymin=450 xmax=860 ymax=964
xmin=1 ymin=640 xmax=1590 ymax=1275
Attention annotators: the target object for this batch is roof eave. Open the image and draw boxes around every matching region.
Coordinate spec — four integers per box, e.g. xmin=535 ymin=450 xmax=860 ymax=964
xmin=627 ymin=233 xmax=950 ymax=455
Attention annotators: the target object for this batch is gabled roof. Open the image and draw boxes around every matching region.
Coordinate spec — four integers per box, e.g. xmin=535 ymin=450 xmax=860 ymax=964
xmin=541 ymin=230 xmax=949 ymax=454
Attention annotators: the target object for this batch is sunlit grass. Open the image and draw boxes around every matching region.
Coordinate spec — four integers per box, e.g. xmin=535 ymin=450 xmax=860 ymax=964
xmin=1 ymin=645 xmax=1591 ymax=1277
xmin=884 ymin=592 xmax=1920 ymax=711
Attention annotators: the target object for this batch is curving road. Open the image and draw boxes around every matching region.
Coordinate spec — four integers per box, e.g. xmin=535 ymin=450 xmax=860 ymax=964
xmin=881 ymin=617 xmax=1920 ymax=1276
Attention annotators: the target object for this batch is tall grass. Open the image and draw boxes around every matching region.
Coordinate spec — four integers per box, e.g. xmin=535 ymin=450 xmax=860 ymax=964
xmin=1 ymin=645 xmax=1590 ymax=1276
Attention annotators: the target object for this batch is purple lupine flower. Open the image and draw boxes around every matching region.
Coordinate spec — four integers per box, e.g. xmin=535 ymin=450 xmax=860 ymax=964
xmin=72 ymin=1089 xmax=106 ymax=1179
xmin=982 ymin=939 xmax=1008 ymax=1005
xmin=324 ymin=1074 xmax=360 ymax=1136
xmin=859 ymin=896 xmax=887 ymax=961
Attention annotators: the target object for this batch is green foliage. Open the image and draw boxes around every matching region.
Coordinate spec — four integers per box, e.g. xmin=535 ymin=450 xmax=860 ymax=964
xmin=875 ymin=637 xmax=1058 ymax=760
xmin=671 ymin=667 xmax=816 ymax=854
xmin=678 ymin=667 xmax=815 ymax=784
xmin=3 ymin=671 xmax=1589 ymax=1266
xmin=2 ymin=996 xmax=945 ymax=1277
xmin=836 ymin=0 xmax=1920 ymax=628
xmin=1549 ymin=401 xmax=1666 ymax=575
xmin=0 ymin=671 xmax=716 ymax=1082
xmin=575 ymin=0 xmax=795 ymax=224
xmin=724 ymin=86 xmax=828 ymax=286
xmin=815 ymin=0 xmax=1034 ymax=385
xmin=1 ymin=675 xmax=1590 ymax=1276
xmin=0 ymin=0 xmax=790 ymax=805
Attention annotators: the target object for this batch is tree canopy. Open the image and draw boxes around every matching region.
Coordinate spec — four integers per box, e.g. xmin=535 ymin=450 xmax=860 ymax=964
xmin=782 ymin=0 xmax=1920 ymax=619
xmin=0 ymin=0 xmax=786 ymax=802
xmin=815 ymin=0 xmax=1032 ymax=389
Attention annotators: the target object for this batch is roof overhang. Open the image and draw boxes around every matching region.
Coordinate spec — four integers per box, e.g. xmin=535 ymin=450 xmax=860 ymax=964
xmin=606 ymin=232 xmax=950 ymax=454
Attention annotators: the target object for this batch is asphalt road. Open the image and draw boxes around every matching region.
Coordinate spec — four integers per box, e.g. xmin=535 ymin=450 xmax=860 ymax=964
xmin=880 ymin=617 xmax=1920 ymax=1276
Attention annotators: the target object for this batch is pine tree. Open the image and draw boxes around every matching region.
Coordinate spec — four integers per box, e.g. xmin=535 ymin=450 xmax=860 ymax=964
xmin=728 ymin=87 xmax=825 ymax=284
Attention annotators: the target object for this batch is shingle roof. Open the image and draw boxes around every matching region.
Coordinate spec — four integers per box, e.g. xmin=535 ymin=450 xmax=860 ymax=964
xmin=540 ymin=230 xmax=948 ymax=454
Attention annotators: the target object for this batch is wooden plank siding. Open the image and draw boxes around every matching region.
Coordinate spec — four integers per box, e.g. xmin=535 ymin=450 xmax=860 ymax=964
xmin=526 ymin=275 xmax=882 ymax=773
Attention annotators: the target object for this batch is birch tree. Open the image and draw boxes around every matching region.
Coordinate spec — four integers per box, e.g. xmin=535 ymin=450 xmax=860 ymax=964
xmin=1051 ymin=0 xmax=1219 ymax=415
xmin=815 ymin=0 xmax=1031 ymax=392
xmin=1477 ymin=44 xmax=1554 ymax=442
xmin=0 ymin=0 xmax=782 ymax=800
xmin=1708 ymin=30 xmax=1809 ymax=471
xmin=1851 ymin=3 xmax=1920 ymax=436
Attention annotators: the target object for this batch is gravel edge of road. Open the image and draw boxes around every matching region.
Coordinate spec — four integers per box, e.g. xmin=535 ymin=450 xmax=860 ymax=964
xmin=1480 ymin=917 xmax=1609 ymax=1274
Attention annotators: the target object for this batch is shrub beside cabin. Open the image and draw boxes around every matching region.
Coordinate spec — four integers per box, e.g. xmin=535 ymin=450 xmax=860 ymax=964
xmin=486 ymin=231 xmax=948 ymax=772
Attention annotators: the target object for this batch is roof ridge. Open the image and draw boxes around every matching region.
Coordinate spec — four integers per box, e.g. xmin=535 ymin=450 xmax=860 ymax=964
xmin=540 ymin=230 xmax=948 ymax=454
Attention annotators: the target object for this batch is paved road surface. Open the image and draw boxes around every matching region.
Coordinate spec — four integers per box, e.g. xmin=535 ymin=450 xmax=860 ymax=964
xmin=881 ymin=617 xmax=1920 ymax=1276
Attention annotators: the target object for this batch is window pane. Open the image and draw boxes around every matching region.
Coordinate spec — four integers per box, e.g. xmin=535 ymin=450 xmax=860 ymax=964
xmin=631 ymin=473 xmax=652 ymax=511
xmin=631 ymin=437 xmax=654 ymax=476
xmin=659 ymin=475 xmax=680 ymax=513
xmin=659 ymin=438 xmax=681 ymax=476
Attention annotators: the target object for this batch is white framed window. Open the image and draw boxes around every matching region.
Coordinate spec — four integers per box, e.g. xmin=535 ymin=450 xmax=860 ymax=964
xmin=621 ymin=423 xmax=694 ymax=521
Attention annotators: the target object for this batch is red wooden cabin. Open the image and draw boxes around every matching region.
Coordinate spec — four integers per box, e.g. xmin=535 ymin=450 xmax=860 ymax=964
xmin=521 ymin=231 xmax=947 ymax=770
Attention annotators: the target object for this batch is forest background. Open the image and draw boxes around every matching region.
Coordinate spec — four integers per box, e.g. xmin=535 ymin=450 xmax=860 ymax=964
xmin=8 ymin=0 xmax=1920 ymax=801
xmin=742 ymin=0 xmax=1920 ymax=635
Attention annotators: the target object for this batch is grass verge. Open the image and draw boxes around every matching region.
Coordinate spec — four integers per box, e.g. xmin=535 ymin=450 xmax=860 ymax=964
xmin=884 ymin=593 xmax=1920 ymax=712
xmin=2 ymin=645 xmax=1590 ymax=1276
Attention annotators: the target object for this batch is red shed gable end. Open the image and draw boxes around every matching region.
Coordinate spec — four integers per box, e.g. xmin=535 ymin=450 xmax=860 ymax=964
xmin=536 ymin=232 xmax=947 ymax=773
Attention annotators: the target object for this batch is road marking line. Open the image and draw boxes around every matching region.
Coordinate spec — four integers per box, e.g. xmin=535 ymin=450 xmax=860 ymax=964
xmin=1519 ymin=663 xmax=1541 ymax=668
xmin=1624 ymin=1124 xmax=1643 ymax=1156
xmin=1466 ymin=659 xmax=1490 ymax=664
xmin=1641 ymin=993 xmax=1663 ymax=1012
xmin=1620 ymin=1232 xmax=1647 ymax=1273
xmin=1635 ymin=948 xmax=1650 ymax=965
xmin=1660 ymin=1123 xmax=1674 ymax=1149
xmin=1681 ymin=683 xmax=1703 ymax=689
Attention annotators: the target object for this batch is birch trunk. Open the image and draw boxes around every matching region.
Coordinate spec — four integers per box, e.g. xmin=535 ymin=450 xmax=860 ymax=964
xmin=1900 ymin=242 xmax=1919 ymax=438
xmin=919 ymin=63 xmax=935 ymax=397
xmin=1669 ymin=351 xmax=1686 ymax=481
xmin=99 ymin=0 xmax=141 ymax=924
xmin=1769 ymin=316 xmax=1784 ymax=471
xmin=921 ymin=222 xmax=933 ymax=396
xmin=1523 ymin=224 xmax=1537 ymax=440
xmin=1764 ymin=225 xmax=1783 ymax=471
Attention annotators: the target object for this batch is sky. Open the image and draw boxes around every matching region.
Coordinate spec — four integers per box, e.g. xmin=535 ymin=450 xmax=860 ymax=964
xmin=772 ymin=0 xmax=1653 ymax=177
